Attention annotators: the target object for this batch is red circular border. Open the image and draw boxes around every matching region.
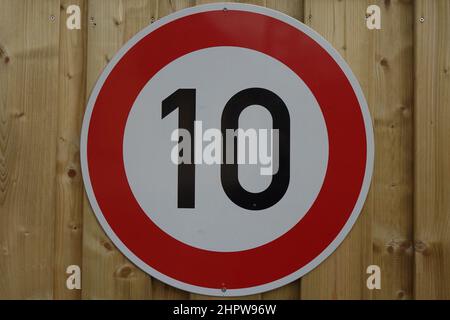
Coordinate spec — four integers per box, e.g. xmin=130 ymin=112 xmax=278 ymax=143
xmin=87 ymin=10 xmax=367 ymax=289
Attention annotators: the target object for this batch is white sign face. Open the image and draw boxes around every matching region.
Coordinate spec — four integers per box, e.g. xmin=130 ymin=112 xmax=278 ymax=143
xmin=124 ymin=46 xmax=329 ymax=252
xmin=81 ymin=3 xmax=374 ymax=296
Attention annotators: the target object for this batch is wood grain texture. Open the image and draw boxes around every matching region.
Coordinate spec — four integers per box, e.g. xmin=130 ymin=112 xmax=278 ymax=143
xmin=0 ymin=0 xmax=61 ymax=299
xmin=369 ymin=0 xmax=414 ymax=300
xmin=0 ymin=0 xmax=449 ymax=300
xmin=158 ymin=0 xmax=196 ymax=16
xmin=414 ymin=0 xmax=450 ymax=300
xmin=301 ymin=0 xmax=414 ymax=299
xmin=54 ymin=0 xmax=87 ymax=300
xmin=190 ymin=0 xmax=266 ymax=301
xmin=81 ymin=0 xmax=157 ymax=299
xmin=266 ymin=0 xmax=303 ymax=21
xmin=187 ymin=0 xmax=305 ymax=301
xmin=261 ymin=0 xmax=303 ymax=301
xmin=301 ymin=0 xmax=373 ymax=299
xmin=150 ymin=0 xmax=196 ymax=301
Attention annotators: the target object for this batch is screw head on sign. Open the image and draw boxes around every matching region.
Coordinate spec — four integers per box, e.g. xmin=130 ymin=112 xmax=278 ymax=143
xmin=419 ymin=17 xmax=425 ymax=23
xmin=49 ymin=14 xmax=56 ymax=22
xmin=221 ymin=283 xmax=227 ymax=293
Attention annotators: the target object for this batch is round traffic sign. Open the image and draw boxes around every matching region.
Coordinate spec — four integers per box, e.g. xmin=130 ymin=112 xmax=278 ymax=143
xmin=81 ymin=3 xmax=374 ymax=296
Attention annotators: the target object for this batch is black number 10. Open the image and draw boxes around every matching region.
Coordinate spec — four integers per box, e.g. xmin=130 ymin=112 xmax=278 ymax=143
xmin=162 ymin=88 xmax=290 ymax=211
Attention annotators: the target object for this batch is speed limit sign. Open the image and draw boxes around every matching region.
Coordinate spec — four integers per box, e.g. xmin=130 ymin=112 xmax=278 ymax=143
xmin=81 ymin=3 xmax=374 ymax=296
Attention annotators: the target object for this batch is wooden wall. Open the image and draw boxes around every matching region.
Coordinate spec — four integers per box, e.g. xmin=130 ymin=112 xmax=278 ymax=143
xmin=0 ymin=0 xmax=449 ymax=299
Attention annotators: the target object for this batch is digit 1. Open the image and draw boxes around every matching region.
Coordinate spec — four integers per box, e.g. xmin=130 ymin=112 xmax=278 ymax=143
xmin=221 ymin=88 xmax=290 ymax=210
xmin=162 ymin=89 xmax=196 ymax=208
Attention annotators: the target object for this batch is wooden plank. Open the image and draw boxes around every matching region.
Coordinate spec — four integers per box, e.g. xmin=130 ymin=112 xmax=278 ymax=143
xmin=158 ymin=0 xmax=196 ymax=16
xmin=301 ymin=0 xmax=414 ymax=299
xmin=368 ymin=0 xmax=414 ymax=300
xmin=261 ymin=281 xmax=300 ymax=300
xmin=261 ymin=0 xmax=303 ymax=301
xmin=54 ymin=0 xmax=87 ymax=300
xmin=150 ymin=0 xmax=197 ymax=301
xmin=82 ymin=0 xmax=157 ymax=300
xmin=0 ymin=0 xmax=61 ymax=299
xmin=266 ymin=0 xmax=304 ymax=21
xmin=414 ymin=0 xmax=450 ymax=300
xmin=189 ymin=0 xmax=269 ymax=301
